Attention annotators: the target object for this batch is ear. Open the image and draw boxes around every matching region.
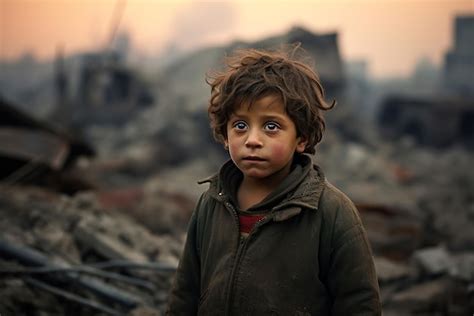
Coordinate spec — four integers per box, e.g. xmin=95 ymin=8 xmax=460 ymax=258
xmin=295 ymin=136 xmax=308 ymax=153
xmin=224 ymin=140 xmax=229 ymax=151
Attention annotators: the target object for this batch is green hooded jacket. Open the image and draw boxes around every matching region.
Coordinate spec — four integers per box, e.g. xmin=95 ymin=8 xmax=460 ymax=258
xmin=167 ymin=154 xmax=381 ymax=315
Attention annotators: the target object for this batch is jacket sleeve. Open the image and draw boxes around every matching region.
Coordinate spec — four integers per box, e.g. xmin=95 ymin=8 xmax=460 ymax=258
xmin=326 ymin=199 xmax=382 ymax=316
xmin=166 ymin=195 xmax=204 ymax=315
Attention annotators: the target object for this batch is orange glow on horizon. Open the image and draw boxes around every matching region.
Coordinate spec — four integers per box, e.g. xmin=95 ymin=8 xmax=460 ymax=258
xmin=1 ymin=0 xmax=473 ymax=77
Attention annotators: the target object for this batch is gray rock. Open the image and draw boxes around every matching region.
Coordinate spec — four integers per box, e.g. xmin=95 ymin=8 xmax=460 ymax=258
xmin=412 ymin=246 xmax=452 ymax=275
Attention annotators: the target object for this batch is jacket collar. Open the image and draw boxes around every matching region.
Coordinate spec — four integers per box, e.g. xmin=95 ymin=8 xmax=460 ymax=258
xmin=198 ymin=154 xmax=326 ymax=221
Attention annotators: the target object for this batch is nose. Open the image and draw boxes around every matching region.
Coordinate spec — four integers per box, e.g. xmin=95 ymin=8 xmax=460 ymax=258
xmin=245 ymin=128 xmax=263 ymax=148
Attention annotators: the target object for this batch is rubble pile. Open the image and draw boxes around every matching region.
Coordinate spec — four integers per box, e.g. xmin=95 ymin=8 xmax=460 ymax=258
xmin=0 ymin=186 xmax=182 ymax=316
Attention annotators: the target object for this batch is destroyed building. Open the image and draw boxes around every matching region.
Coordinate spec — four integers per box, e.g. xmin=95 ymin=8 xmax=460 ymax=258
xmin=377 ymin=96 xmax=474 ymax=148
xmin=377 ymin=15 xmax=474 ymax=149
xmin=0 ymin=97 xmax=95 ymax=193
xmin=160 ymin=25 xmax=344 ymax=110
xmin=444 ymin=15 xmax=474 ymax=97
xmin=53 ymin=51 xmax=155 ymax=128
xmin=242 ymin=26 xmax=345 ymax=99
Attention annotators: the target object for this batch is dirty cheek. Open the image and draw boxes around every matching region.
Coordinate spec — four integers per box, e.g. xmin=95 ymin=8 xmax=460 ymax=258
xmin=229 ymin=142 xmax=240 ymax=157
xmin=270 ymin=143 xmax=290 ymax=162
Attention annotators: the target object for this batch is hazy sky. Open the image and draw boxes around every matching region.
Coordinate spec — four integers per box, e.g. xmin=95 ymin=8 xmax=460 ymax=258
xmin=1 ymin=0 xmax=473 ymax=77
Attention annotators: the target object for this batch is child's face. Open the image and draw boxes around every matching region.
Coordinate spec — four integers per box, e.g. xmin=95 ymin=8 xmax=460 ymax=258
xmin=225 ymin=94 xmax=307 ymax=181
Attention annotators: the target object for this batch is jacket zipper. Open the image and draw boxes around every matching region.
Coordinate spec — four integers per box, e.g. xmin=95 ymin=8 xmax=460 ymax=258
xmin=223 ymin=200 xmax=269 ymax=316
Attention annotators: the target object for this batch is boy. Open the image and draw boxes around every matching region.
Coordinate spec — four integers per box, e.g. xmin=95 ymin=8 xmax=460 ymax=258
xmin=167 ymin=47 xmax=381 ymax=315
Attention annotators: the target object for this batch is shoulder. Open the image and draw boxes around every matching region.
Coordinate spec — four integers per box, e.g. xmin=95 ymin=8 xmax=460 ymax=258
xmin=193 ymin=189 xmax=217 ymax=216
xmin=191 ymin=178 xmax=226 ymax=227
xmin=319 ymin=181 xmax=358 ymax=216
xmin=318 ymin=181 xmax=366 ymax=246
xmin=195 ymin=172 xmax=221 ymax=208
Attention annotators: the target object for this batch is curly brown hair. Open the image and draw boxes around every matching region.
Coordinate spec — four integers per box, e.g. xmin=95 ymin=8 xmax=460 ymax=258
xmin=206 ymin=45 xmax=335 ymax=154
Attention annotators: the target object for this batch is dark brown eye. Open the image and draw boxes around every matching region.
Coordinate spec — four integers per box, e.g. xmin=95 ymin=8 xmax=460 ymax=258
xmin=264 ymin=122 xmax=280 ymax=131
xmin=233 ymin=121 xmax=248 ymax=131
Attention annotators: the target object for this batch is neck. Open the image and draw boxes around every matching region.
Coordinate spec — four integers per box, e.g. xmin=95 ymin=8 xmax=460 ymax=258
xmin=241 ymin=170 xmax=287 ymax=192
xmin=237 ymin=161 xmax=293 ymax=211
xmin=237 ymin=181 xmax=272 ymax=211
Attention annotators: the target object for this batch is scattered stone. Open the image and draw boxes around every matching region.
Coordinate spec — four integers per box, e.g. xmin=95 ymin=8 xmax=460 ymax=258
xmin=0 ymin=186 xmax=179 ymax=315
xmin=413 ymin=246 xmax=452 ymax=276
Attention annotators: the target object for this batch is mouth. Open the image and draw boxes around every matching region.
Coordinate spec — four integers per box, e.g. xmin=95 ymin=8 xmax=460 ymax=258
xmin=242 ymin=156 xmax=266 ymax=162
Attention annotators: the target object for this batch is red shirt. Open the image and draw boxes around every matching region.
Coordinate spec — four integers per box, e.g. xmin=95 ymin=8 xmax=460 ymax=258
xmin=239 ymin=214 xmax=265 ymax=234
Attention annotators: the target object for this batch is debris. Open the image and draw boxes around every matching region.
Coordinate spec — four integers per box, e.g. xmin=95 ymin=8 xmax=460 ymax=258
xmin=0 ymin=127 xmax=70 ymax=170
xmin=0 ymin=186 xmax=179 ymax=315
xmin=413 ymin=246 xmax=452 ymax=276
xmin=0 ymin=238 xmax=145 ymax=310
xmin=0 ymin=97 xmax=95 ymax=193
xmin=25 ymin=277 xmax=125 ymax=316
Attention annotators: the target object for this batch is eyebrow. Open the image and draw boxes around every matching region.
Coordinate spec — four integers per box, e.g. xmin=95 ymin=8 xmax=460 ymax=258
xmin=230 ymin=113 xmax=287 ymax=121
